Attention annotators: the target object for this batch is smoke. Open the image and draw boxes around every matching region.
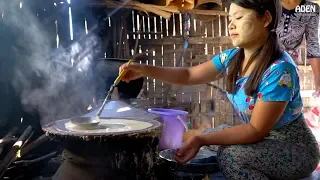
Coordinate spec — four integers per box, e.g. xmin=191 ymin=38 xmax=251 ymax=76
xmin=0 ymin=1 xmax=102 ymax=125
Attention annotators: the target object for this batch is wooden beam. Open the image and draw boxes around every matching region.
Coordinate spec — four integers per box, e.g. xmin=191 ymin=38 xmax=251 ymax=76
xmin=139 ymin=36 xmax=232 ymax=45
xmin=180 ymin=9 xmax=228 ymax=16
xmin=91 ymin=2 xmax=229 ymax=16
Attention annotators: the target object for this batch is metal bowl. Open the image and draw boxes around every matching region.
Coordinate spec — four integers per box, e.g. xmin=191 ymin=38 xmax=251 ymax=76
xmin=158 ymin=147 xmax=219 ymax=174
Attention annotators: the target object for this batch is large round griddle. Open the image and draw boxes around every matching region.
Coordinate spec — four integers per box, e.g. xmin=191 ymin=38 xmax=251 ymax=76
xmin=42 ymin=100 xmax=162 ymax=141
xmin=41 ymin=100 xmax=163 ymax=162
xmin=42 ymin=118 xmax=162 ymax=141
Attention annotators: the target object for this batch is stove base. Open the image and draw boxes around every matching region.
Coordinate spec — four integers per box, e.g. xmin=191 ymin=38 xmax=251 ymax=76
xmin=52 ymin=160 xmax=131 ymax=180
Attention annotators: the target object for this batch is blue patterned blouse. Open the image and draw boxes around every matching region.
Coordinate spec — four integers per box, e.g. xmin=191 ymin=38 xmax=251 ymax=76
xmin=212 ymin=48 xmax=303 ymax=129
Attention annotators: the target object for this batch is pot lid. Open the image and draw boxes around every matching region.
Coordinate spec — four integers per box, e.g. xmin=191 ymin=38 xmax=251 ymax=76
xmin=84 ymin=100 xmax=149 ymax=119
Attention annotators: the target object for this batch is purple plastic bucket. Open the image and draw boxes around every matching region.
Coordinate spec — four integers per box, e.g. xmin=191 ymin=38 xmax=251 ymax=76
xmin=148 ymin=108 xmax=188 ymax=150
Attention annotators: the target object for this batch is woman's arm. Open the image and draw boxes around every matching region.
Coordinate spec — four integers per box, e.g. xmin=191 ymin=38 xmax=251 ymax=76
xmin=139 ymin=60 xmax=222 ymax=86
xmin=197 ymin=101 xmax=288 ymax=146
xmin=305 ymin=4 xmax=320 ymax=92
xmin=136 ymin=48 xmax=238 ymax=85
xmin=121 ymin=48 xmax=238 ymax=85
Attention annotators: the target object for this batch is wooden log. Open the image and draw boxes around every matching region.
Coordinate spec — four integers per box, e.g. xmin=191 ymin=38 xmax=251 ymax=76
xmin=14 ymin=151 xmax=57 ymax=166
xmin=0 ymin=127 xmax=18 ymax=156
xmin=21 ymin=134 xmax=49 ymax=157
xmin=0 ymin=126 xmax=33 ymax=178
xmin=20 ymin=131 xmax=34 ymax=150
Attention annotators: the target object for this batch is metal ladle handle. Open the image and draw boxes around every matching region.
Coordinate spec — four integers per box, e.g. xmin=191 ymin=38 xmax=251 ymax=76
xmin=95 ymin=59 xmax=134 ymax=118
xmin=114 ymin=59 xmax=134 ymax=85
xmin=94 ymin=49 xmax=154 ymax=118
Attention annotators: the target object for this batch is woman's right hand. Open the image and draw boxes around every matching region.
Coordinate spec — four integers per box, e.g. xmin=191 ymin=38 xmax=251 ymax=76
xmin=119 ymin=62 xmax=144 ymax=83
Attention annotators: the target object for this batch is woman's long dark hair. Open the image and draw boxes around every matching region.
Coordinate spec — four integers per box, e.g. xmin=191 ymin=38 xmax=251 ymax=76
xmin=226 ymin=0 xmax=282 ymax=96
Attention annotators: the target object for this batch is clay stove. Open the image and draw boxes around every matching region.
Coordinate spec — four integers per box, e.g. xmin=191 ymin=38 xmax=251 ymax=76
xmin=42 ymin=100 xmax=162 ymax=180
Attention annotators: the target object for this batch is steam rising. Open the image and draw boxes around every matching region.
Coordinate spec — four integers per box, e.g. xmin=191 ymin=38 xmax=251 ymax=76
xmin=1 ymin=1 xmax=101 ymax=124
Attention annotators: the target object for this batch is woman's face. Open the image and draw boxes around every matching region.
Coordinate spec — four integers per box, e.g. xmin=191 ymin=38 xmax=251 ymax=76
xmin=228 ymin=3 xmax=270 ymax=48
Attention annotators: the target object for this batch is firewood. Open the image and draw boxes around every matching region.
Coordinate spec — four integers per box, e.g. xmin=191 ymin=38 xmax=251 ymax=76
xmin=14 ymin=151 xmax=57 ymax=166
xmin=0 ymin=126 xmax=33 ymax=178
xmin=0 ymin=127 xmax=18 ymax=156
xmin=20 ymin=134 xmax=49 ymax=157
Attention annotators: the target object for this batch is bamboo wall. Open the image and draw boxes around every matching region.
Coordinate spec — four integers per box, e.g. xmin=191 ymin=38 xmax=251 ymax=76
xmin=108 ymin=10 xmax=237 ymax=129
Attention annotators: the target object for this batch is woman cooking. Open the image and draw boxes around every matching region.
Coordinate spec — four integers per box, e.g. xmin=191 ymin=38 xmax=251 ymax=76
xmin=119 ymin=0 xmax=320 ymax=179
xmin=277 ymin=0 xmax=320 ymax=96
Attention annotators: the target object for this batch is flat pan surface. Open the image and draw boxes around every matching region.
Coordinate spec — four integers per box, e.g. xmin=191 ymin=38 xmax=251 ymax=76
xmin=42 ymin=118 xmax=161 ymax=137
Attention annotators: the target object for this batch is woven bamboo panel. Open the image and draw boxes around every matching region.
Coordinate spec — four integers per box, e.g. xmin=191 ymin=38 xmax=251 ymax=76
xmin=121 ymin=11 xmax=235 ymax=129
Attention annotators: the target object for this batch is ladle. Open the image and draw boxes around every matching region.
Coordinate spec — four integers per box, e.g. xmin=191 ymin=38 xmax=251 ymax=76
xmin=70 ymin=47 xmax=154 ymax=127
xmin=70 ymin=59 xmax=134 ymax=127
xmin=70 ymin=24 xmax=151 ymax=127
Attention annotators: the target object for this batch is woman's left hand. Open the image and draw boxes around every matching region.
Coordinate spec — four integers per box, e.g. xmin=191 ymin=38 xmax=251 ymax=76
xmin=174 ymin=136 xmax=202 ymax=164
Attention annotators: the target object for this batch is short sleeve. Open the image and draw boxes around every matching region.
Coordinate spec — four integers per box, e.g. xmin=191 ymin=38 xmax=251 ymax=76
xmin=305 ymin=3 xmax=320 ymax=58
xmin=212 ymin=48 xmax=239 ymax=72
xmin=257 ymin=61 xmax=298 ymax=102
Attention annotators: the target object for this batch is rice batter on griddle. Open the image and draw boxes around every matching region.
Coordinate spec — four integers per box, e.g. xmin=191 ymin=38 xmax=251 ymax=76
xmin=65 ymin=119 xmax=153 ymax=133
